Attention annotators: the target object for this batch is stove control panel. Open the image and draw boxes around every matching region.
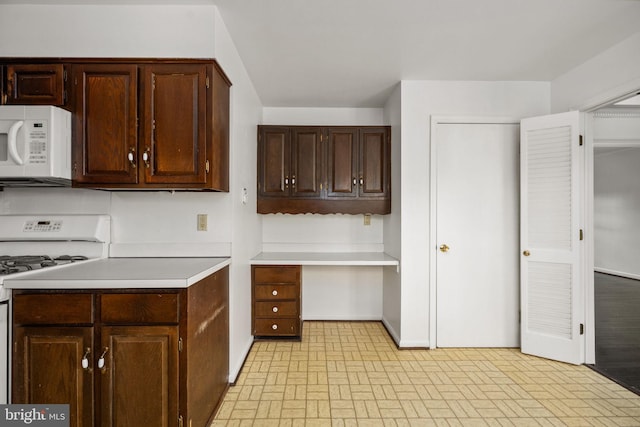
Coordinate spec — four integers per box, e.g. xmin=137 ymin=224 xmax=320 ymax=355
xmin=23 ymin=220 xmax=63 ymax=232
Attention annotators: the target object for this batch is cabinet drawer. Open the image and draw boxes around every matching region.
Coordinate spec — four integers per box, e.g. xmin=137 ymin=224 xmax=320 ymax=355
xmin=13 ymin=294 xmax=93 ymax=325
xmin=253 ymin=266 xmax=299 ymax=284
xmin=254 ymin=284 xmax=298 ymax=301
xmin=255 ymin=301 xmax=298 ymax=317
xmin=254 ymin=318 xmax=300 ymax=336
xmin=101 ymin=293 xmax=179 ymax=324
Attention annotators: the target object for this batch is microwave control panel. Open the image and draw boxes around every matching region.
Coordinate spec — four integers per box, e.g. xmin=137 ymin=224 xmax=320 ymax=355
xmin=25 ymin=120 xmax=48 ymax=164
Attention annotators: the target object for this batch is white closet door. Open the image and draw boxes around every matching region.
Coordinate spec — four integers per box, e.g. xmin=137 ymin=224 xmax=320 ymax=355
xmin=520 ymin=111 xmax=584 ymax=365
xmin=435 ymin=121 xmax=520 ymax=347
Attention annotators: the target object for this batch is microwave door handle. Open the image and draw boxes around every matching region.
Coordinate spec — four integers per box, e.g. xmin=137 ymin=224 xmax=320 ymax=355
xmin=8 ymin=120 xmax=25 ymax=165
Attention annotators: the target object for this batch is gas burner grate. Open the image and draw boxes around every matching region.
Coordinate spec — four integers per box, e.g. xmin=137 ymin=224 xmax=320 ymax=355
xmin=0 ymin=255 xmax=89 ymax=276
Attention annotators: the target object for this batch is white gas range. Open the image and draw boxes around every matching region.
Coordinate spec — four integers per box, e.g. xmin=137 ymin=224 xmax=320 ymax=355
xmin=0 ymin=214 xmax=111 ymax=404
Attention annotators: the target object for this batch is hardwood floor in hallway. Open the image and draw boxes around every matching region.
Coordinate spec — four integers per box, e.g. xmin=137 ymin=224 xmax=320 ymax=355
xmin=593 ymin=272 xmax=640 ymax=395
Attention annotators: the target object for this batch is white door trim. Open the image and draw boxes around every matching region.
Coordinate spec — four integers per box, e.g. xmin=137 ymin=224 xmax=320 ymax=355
xmin=579 ymin=88 xmax=640 ymax=365
xmin=429 ymin=115 xmax=520 ymax=349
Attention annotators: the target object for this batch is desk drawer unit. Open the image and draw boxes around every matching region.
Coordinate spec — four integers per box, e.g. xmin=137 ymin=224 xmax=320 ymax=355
xmin=252 ymin=265 xmax=301 ymax=337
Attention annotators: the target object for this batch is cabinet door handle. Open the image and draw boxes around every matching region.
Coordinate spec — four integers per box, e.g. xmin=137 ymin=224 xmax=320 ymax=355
xmin=353 ymin=177 xmax=357 ymax=186
xmin=359 ymin=177 xmax=364 ymax=186
xmin=97 ymin=347 xmax=109 ymax=370
xmin=272 ymin=289 xmax=278 ymax=296
xmin=81 ymin=348 xmax=91 ymax=370
xmin=272 ymin=306 xmax=279 ymax=313
xmin=291 ymin=175 xmax=296 ymax=186
xmin=271 ymin=324 xmax=278 ymax=330
xmin=128 ymin=149 xmax=136 ymax=168
xmin=284 ymin=177 xmax=289 ymax=188
xmin=142 ymin=147 xmax=151 ymax=168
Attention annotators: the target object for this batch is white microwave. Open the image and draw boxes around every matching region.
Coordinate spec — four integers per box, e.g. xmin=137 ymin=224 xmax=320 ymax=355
xmin=0 ymin=105 xmax=72 ymax=187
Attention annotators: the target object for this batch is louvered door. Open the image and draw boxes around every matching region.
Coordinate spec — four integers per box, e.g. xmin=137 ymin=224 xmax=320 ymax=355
xmin=520 ymin=111 xmax=584 ymax=365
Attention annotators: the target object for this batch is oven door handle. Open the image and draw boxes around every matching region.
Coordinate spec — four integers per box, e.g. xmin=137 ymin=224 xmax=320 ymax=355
xmin=8 ymin=121 xmax=25 ymax=165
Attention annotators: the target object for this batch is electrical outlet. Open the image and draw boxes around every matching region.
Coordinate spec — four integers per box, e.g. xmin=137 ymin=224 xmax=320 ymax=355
xmin=197 ymin=214 xmax=208 ymax=231
xmin=363 ymin=214 xmax=371 ymax=226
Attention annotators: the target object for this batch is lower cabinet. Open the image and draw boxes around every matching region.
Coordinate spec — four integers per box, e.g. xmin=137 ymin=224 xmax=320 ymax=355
xmin=252 ymin=265 xmax=302 ymax=338
xmin=12 ymin=266 xmax=229 ymax=427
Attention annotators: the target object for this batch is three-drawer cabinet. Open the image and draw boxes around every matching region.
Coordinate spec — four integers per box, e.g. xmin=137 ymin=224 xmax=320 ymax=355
xmin=251 ymin=265 xmax=301 ymax=337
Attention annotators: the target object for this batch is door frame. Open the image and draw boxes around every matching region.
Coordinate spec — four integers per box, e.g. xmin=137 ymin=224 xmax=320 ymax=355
xmin=429 ymin=115 xmax=521 ymax=349
xmin=581 ymin=88 xmax=640 ymax=364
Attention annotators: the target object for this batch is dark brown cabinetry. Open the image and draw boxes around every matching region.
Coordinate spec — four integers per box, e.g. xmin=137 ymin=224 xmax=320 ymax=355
xmin=258 ymin=127 xmax=322 ymax=199
xmin=72 ymin=64 xmax=139 ymax=185
xmin=252 ymin=265 xmax=302 ymax=337
xmin=2 ymin=63 xmax=67 ymax=106
xmin=12 ymin=267 xmax=229 ymax=427
xmin=257 ymin=125 xmax=391 ymax=214
xmin=72 ymin=60 xmax=230 ymax=190
xmin=0 ymin=57 xmax=231 ymax=191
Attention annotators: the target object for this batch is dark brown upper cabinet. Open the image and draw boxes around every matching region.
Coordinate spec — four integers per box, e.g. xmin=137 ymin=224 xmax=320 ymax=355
xmin=72 ymin=63 xmax=139 ymax=185
xmin=258 ymin=125 xmax=391 ymax=214
xmin=0 ymin=57 xmax=231 ymax=191
xmin=3 ymin=63 xmax=67 ymax=106
xmin=140 ymin=64 xmax=208 ymax=186
xmin=258 ymin=127 xmax=323 ymax=200
xmin=327 ymin=127 xmax=389 ymax=200
xmin=70 ymin=60 xmax=230 ymax=191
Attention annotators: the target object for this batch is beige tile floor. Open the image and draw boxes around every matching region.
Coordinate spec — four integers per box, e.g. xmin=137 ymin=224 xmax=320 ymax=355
xmin=212 ymin=321 xmax=640 ymax=426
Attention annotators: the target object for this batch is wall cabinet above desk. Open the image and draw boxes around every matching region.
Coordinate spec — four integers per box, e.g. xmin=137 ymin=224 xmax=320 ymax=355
xmin=258 ymin=125 xmax=391 ymax=214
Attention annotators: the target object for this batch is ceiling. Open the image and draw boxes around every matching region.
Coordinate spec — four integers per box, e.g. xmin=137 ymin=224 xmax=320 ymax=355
xmin=3 ymin=0 xmax=640 ymax=107
xmin=211 ymin=0 xmax=640 ymax=107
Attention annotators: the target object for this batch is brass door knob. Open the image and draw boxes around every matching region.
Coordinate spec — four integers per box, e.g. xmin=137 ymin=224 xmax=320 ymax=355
xmin=523 ymin=250 xmax=531 ymax=257
xmin=439 ymin=244 xmax=450 ymax=253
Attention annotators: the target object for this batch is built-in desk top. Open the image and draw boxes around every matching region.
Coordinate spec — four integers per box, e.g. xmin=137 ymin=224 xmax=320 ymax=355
xmin=250 ymin=252 xmax=399 ymax=270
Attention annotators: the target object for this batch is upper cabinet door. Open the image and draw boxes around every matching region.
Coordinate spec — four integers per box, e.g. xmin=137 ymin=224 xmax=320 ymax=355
xmin=358 ymin=127 xmax=389 ymax=199
xmin=5 ymin=64 xmax=66 ymax=106
xmin=291 ymin=127 xmax=323 ymax=198
xmin=258 ymin=126 xmax=291 ymax=197
xmin=72 ymin=64 xmax=138 ymax=185
xmin=141 ymin=64 xmax=207 ymax=185
xmin=326 ymin=127 xmax=358 ymax=198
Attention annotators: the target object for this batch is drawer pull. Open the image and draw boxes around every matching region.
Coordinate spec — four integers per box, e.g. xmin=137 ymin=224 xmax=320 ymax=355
xmin=272 ymin=306 xmax=278 ymax=313
xmin=272 ymin=290 xmax=278 ymax=296
xmin=272 ymin=324 xmax=278 ymax=330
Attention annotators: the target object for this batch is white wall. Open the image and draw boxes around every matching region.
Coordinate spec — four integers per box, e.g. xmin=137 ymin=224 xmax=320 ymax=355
xmin=0 ymin=5 xmax=215 ymax=58
xmin=0 ymin=4 xmax=263 ymax=382
xmin=398 ymin=80 xmax=550 ymax=347
xmin=382 ymin=84 xmax=402 ymax=342
xmin=593 ymin=111 xmax=640 ymax=279
xmin=551 ymin=32 xmax=640 ymax=112
xmin=213 ymin=10 xmax=264 ymax=382
xmin=261 ymin=107 xmax=387 ymax=320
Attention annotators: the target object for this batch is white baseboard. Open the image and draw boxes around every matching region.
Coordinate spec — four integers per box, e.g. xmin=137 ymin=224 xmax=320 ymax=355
xmin=229 ymin=337 xmax=254 ymax=384
xmin=303 ymin=315 xmax=381 ymax=321
xmin=595 ymin=267 xmax=640 ymax=281
xmin=381 ymin=317 xmax=400 ymax=346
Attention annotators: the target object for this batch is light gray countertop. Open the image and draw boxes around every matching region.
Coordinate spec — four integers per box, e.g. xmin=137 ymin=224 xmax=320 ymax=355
xmin=4 ymin=257 xmax=231 ymax=290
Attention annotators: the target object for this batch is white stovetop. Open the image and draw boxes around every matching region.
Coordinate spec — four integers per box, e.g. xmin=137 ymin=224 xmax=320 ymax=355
xmin=4 ymin=257 xmax=230 ymax=290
